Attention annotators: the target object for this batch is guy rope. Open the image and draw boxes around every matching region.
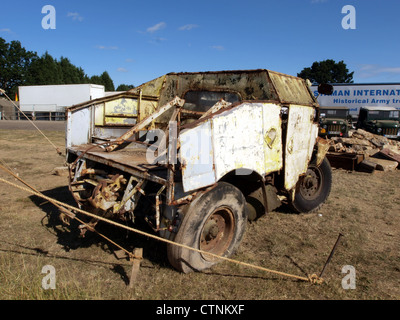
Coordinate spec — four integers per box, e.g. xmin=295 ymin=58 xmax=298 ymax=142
xmin=0 ymin=163 xmax=325 ymax=284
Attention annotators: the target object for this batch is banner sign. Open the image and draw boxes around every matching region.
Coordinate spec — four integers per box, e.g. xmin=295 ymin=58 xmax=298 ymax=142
xmin=311 ymin=84 xmax=400 ymax=116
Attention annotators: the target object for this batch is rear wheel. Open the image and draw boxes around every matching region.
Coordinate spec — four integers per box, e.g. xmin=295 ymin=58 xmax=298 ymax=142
xmin=290 ymin=157 xmax=332 ymax=213
xmin=167 ymin=182 xmax=248 ymax=273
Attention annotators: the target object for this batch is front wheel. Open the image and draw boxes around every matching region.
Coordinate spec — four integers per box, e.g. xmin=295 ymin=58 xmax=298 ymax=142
xmin=167 ymin=182 xmax=248 ymax=273
xmin=290 ymin=157 xmax=332 ymax=213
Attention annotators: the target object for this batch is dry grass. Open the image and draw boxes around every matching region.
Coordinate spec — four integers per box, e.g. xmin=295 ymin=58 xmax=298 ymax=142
xmin=0 ymin=128 xmax=399 ymax=300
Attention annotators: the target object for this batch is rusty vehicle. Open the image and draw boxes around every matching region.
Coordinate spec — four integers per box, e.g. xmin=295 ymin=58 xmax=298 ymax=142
xmin=319 ymin=106 xmax=352 ymax=138
xmin=65 ymin=69 xmax=333 ymax=273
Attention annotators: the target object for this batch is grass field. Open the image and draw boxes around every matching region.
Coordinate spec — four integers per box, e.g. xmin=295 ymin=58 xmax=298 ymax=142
xmin=0 ymin=128 xmax=399 ymax=300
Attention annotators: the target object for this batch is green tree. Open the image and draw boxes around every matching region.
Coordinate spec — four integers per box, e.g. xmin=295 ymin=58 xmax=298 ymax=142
xmin=89 ymin=72 xmax=115 ymax=91
xmin=116 ymin=84 xmax=135 ymax=91
xmin=0 ymin=37 xmax=37 ymax=97
xmin=0 ymin=36 xmax=117 ymax=95
xmin=59 ymin=57 xmax=89 ymax=84
xmin=89 ymin=75 xmax=102 ymax=86
xmin=25 ymin=51 xmax=63 ymax=85
xmin=100 ymin=71 xmax=115 ymax=91
xmin=298 ymin=59 xmax=354 ymax=84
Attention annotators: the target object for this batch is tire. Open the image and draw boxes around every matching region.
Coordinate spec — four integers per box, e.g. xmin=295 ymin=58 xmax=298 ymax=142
xmin=167 ymin=182 xmax=248 ymax=273
xmin=290 ymin=157 xmax=332 ymax=213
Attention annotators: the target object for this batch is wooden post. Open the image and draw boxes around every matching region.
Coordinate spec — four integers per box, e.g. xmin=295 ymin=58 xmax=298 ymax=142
xmin=129 ymin=248 xmax=143 ymax=288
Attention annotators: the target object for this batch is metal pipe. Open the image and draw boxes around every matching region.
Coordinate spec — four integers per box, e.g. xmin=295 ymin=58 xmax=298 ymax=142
xmin=155 ymin=185 xmax=166 ymax=231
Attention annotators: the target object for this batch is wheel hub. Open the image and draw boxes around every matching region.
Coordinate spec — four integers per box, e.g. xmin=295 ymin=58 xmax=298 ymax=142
xmin=206 ymin=220 xmax=220 ymax=240
xmin=300 ymin=167 xmax=322 ymax=200
xmin=200 ymin=207 xmax=235 ymax=260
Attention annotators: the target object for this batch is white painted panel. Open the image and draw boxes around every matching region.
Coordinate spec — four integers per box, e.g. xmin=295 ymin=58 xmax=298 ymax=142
xmin=284 ymin=105 xmax=315 ymax=191
xmin=179 ymin=120 xmax=216 ymax=192
xmin=212 ymin=103 xmax=265 ymax=180
xmin=179 ymin=102 xmax=285 ymax=193
xmin=66 ymin=107 xmax=92 ymax=147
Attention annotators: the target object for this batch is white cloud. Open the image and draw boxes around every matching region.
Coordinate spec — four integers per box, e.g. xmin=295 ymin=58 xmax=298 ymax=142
xmin=0 ymin=28 xmax=12 ymax=33
xmin=211 ymin=45 xmax=225 ymax=51
xmin=179 ymin=24 xmax=199 ymax=31
xmin=125 ymin=58 xmax=134 ymax=63
xmin=358 ymin=64 xmax=400 ymax=78
xmin=117 ymin=67 xmax=128 ymax=73
xmin=96 ymin=45 xmax=119 ymax=50
xmin=148 ymin=37 xmax=167 ymax=45
xmin=67 ymin=12 xmax=84 ymax=22
xmin=147 ymin=22 xmax=166 ymax=33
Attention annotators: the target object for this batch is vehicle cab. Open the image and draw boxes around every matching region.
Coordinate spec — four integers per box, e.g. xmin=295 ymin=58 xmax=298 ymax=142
xmin=319 ymin=106 xmax=352 ymax=138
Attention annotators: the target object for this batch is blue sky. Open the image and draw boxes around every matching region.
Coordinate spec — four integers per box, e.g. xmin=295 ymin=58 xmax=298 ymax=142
xmin=1 ymin=0 xmax=400 ymax=88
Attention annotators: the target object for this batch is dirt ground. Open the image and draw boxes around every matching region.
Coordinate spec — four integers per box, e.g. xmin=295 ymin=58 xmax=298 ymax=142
xmin=0 ymin=122 xmax=399 ymax=301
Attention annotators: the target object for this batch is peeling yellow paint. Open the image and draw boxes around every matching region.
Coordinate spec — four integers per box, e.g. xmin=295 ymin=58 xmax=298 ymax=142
xmin=105 ymin=98 xmax=138 ymax=116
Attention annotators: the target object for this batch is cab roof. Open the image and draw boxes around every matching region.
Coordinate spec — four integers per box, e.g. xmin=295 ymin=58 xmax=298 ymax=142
xmin=361 ymin=106 xmax=398 ymax=111
xmin=128 ymin=69 xmax=318 ymax=107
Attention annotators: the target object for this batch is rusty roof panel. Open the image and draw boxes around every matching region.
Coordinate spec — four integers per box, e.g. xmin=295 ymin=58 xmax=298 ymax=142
xmin=131 ymin=69 xmax=316 ymax=107
xmin=268 ymin=71 xmax=316 ymax=106
xmin=158 ymin=70 xmax=280 ymax=105
xmin=130 ymin=74 xmax=167 ymax=98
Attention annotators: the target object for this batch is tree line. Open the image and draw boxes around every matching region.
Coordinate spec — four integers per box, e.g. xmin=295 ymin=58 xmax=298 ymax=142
xmin=1 ymin=37 xmax=354 ymax=100
xmin=0 ymin=37 xmax=134 ymax=98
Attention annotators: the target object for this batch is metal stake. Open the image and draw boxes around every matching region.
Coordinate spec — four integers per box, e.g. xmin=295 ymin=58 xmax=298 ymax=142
xmin=319 ymin=233 xmax=343 ymax=279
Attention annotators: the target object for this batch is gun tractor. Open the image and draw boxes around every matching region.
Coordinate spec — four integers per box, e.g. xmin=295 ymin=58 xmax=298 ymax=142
xmin=65 ymin=70 xmax=332 ymax=272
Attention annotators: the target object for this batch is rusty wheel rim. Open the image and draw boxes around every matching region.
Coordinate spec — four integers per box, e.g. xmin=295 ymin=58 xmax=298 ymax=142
xmin=200 ymin=206 xmax=235 ymax=261
xmin=299 ymin=166 xmax=323 ymax=200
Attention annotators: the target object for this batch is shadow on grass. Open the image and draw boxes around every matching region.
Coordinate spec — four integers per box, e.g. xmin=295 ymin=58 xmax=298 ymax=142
xmin=27 ymin=186 xmax=170 ymax=278
xmin=25 ymin=186 xmax=307 ymax=286
xmin=0 ymin=240 xmax=309 ymax=287
xmin=0 ymin=239 xmax=163 ymax=288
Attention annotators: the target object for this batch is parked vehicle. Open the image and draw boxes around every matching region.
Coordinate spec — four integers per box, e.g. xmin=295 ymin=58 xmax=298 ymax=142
xmin=65 ymin=69 xmax=333 ymax=272
xmin=319 ymin=106 xmax=352 ymax=138
xmin=356 ymin=106 xmax=400 ymax=140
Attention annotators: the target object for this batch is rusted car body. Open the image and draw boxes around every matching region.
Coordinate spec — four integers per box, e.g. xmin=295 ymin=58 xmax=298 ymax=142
xmin=65 ymin=69 xmax=332 ymax=272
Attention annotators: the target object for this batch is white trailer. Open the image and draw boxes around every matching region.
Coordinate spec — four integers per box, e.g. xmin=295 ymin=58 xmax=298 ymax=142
xmin=18 ymin=84 xmax=105 ymax=120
